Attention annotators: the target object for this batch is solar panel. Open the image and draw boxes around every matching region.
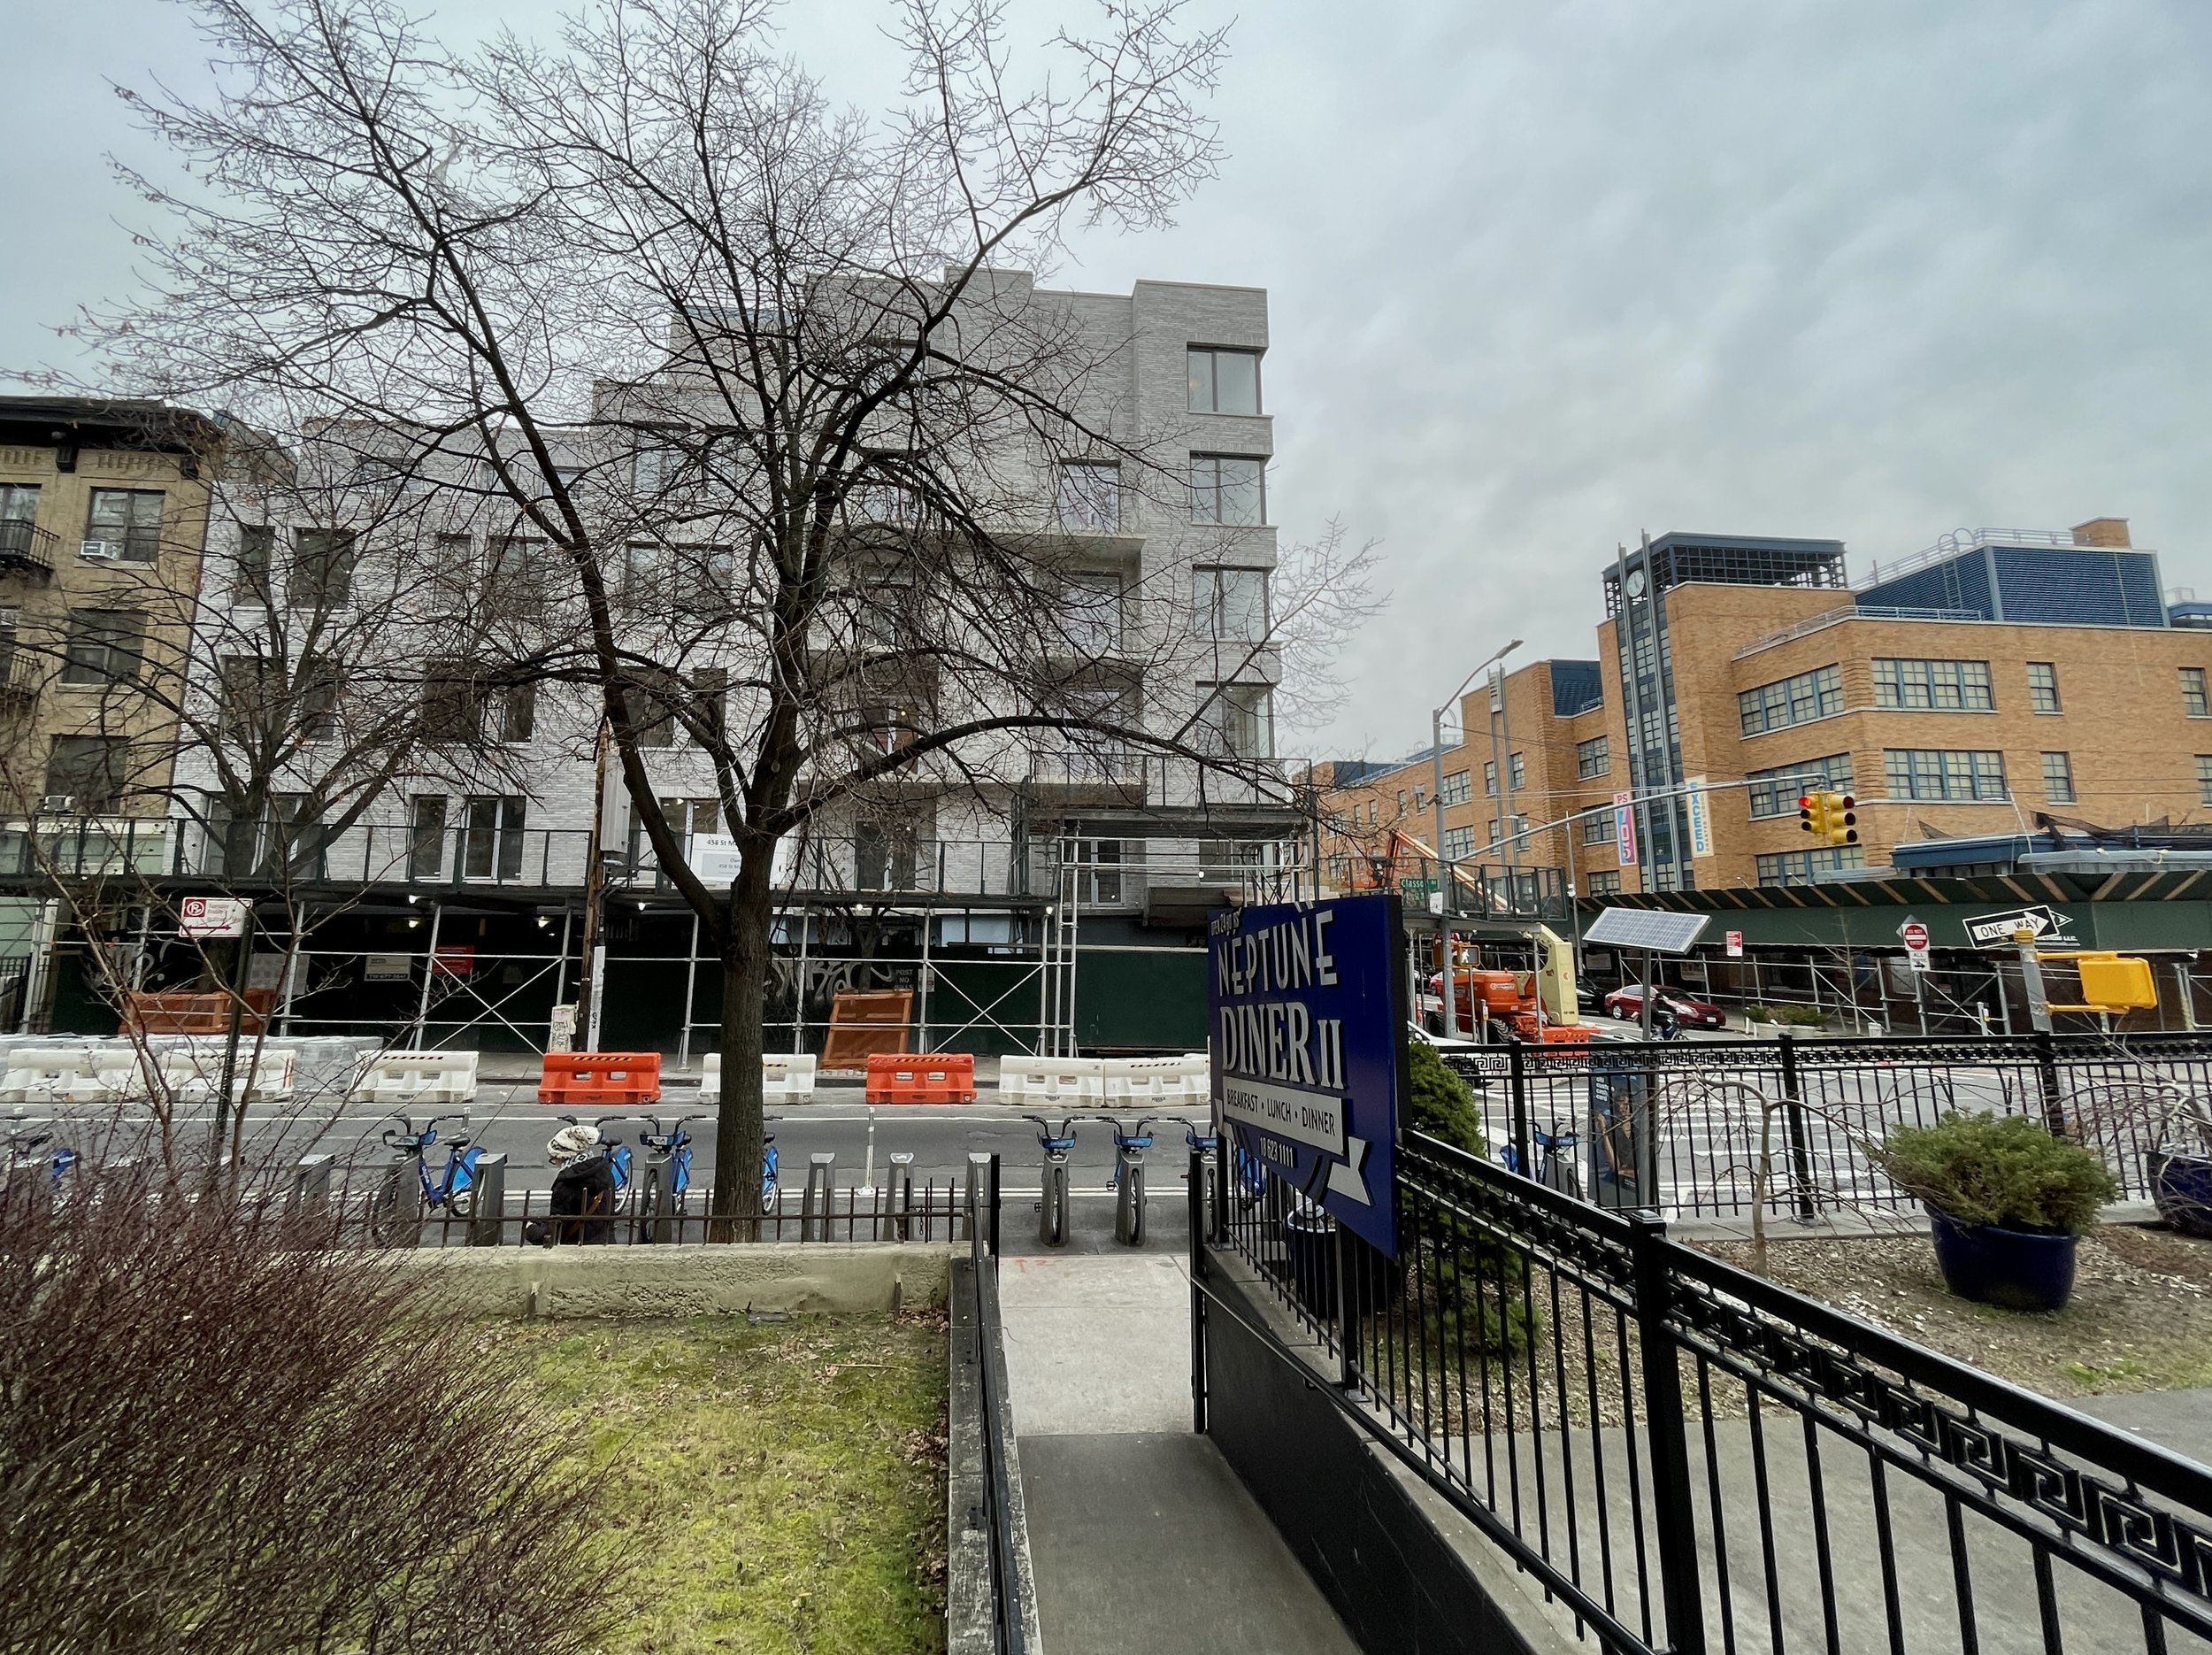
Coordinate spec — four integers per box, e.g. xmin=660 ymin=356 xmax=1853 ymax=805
xmin=1583 ymin=907 xmax=1711 ymax=955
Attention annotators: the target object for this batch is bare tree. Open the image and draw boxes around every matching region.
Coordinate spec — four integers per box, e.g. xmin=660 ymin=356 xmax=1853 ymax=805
xmin=80 ymin=0 xmax=1376 ymax=1228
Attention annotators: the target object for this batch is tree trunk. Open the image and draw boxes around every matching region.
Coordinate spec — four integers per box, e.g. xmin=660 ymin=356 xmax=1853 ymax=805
xmin=710 ymin=840 xmax=776 ymax=1237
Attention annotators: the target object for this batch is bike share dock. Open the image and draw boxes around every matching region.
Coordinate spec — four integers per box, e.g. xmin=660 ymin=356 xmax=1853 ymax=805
xmin=995 ymin=1189 xmax=1356 ymax=1654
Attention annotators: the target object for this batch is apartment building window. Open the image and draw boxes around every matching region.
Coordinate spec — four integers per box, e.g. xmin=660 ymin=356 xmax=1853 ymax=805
xmin=462 ymin=795 xmax=527 ymax=881
xmin=2026 ymin=662 xmax=2061 ymax=713
xmin=485 ymin=535 xmax=547 ymax=617
xmin=61 ymin=609 xmax=146 ymax=685
xmin=1582 ymin=810 xmax=1617 ymax=845
xmin=1746 ymin=752 xmax=1855 ymax=819
xmin=2039 ymin=751 xmax=2076 ymax=805
xmin=1509 ymin=752 xmax=1526 ymax=790
xmin=1586 ymin=870 xmax=1623 ymax=897
xmin=1203 ymin=684 xmax=1272 ymax=759
xmin=0 ymin=607 xmax=17 ymax=684
xmin=2197 ymin=755 xmax=2212 ymax=806
xmin=0 ymin=485 xmax=39 ymax=550
xmin=1187 ymin=348 xmax=1261 ymax=415
xmin=1440 ymin=769 xmax=1471 ymax=806
xmin=2185 ymin=667 xmax=2211 ymax=719
xmin=1442 ymin=825 xmax=1473 ymax=859
xmin=408 ymin=796 xmax=448 ymax=880
xmin=1576 ymin=735 xmax=1609 ymax=779
xmin=1367 ymin=800 xmax=1379 ymax=827
xmin=634 ymin=443 xmax=679 ymax=495
xmin=288 ymin=528 xmax=355 ymax=609
xmin=1872 ymin=658 xmax=1993 ymax=711
xmin=85 ymin=489 xmax=164 ymax=561
xmin=1056 ymin=463 xmax=1121 ymax=532
xmin=1194 ymin=566 xmax=1268 ymax=640
xmin=1883 ymin=748 xmax=2008 ymax=802
xmin=1738 ymin=664 xmax=1843 ymax=735
xmin=1756 ymin=846 xmax=1865 ymax=886
xmin=44 ymin=736 xmax=128 ymax=812
xmin=235 ymin=525 xmax=274 ymax=600
xmin=419 ymin=661 xmax=486 ymax=744
xmin=1060 ymin=571 xmax=1124 ymax=655
xmin=1394 ymin=790 xmax=1406 ymax=817
xmin=1189 ymin=456 xmax=1264 ymax=526
xmin=498 ymin=681 xmax=536 ymax=744
xmin=300 ymin=658 xmax=342 ymax=743
xmin=1482 ymin=760 xmax=1497 ymax=797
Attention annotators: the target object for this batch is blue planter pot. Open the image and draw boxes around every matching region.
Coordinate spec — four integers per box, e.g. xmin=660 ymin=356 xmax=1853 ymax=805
xmin=1927 ymin=1206 xmax=2078 ymax=1312
xmin=2150 ymin=1151 xmax=2212 ymax=1238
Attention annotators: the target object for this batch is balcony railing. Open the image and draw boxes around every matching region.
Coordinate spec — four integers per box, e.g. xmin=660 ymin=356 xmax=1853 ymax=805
xmin=0 ymin=519 xmax=58 ymax=580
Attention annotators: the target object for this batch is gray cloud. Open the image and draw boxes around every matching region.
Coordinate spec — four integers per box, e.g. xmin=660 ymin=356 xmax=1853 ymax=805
xmin=9 ymin=1 xmax=2208 ymax=759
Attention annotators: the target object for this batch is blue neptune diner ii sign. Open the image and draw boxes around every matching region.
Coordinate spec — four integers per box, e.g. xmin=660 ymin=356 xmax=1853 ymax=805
xmin=1207 ymin=892 xmax=1404 ymax=1256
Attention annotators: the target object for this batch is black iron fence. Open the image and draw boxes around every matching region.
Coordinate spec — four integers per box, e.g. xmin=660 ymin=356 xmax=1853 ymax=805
xmin=1215 ymin=1132 xmax=2212 ymax=1655
xmin=1444 ymin=1032 xmax=2212 ymax=1220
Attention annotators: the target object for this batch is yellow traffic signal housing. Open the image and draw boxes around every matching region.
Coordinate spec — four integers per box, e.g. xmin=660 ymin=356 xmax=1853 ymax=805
xmin=2073 ymin=953 xmax=2157 ymax=1012
xmin=1828 ymin=792 xmax=1858 ymax=847
xmin=1798 ymin=791 xmax=1822 ymax=836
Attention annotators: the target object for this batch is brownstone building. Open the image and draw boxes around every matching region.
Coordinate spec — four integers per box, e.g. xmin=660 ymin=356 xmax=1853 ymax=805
xmin=1323 ymin=520 xmax=2212 ymax=896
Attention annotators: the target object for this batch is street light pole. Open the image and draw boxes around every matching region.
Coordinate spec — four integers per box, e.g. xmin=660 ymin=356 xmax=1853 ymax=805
xmin=1432 ymin=639 xmax=1522 ymax=1035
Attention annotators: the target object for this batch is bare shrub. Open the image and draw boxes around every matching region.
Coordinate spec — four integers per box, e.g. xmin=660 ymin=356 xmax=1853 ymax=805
xmin=0 ymin=1167 xmax=621 ymax=1654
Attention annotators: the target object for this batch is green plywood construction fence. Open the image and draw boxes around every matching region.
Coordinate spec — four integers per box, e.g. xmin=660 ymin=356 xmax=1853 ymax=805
xmin=1075 ymin=948 xmax=1209 ymax=1052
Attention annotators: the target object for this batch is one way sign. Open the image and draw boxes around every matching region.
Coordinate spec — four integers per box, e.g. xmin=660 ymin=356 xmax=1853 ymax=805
xmin=1963 ymin=904 xmax=2075 ymax=949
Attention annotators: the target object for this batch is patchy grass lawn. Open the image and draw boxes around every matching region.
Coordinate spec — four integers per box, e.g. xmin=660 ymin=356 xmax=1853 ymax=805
xmin=1694 ymin=1223 xmax=2212 ymax=1399
xmin=501 ymin=1312 xmax=948 ymax=1655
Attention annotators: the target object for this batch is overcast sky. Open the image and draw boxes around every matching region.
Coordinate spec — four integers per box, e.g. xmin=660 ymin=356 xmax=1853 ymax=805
xmin=7 ymin=1 xmax=2209 ymax=761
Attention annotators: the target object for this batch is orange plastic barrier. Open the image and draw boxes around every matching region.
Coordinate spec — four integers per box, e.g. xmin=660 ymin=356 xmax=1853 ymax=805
xmin=123 ymin=989 xmax=277 ymax=1035
xmin=820 ymin=989 xmax=914 ymax=1071
xmin=537 ymin=1051 xmax=663 ymax=1105
xmin=864 ymin=1052 xmax=978 ymax=1105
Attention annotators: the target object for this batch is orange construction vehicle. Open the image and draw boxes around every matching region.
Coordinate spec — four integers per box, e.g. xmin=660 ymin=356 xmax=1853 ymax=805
xmin=1427 ymin=928 xmax=1593 ymax=1045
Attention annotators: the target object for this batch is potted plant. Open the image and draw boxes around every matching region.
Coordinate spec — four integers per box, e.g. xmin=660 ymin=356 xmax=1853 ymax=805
xmin=2148 ymin=1090 xmax=2212 ymax=1238
xmin=1870 ymin=1112 xmax=2118 ymax=1312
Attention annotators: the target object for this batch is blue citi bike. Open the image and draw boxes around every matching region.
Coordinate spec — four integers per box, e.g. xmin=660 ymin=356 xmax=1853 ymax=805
xmin=4 ymin=1126 xmax=81 ymax=1195
xmin=368 ymin=1112 xmax=484 ymax=1242
xmin=631 ymin=1114 xmax=782 ymax=1241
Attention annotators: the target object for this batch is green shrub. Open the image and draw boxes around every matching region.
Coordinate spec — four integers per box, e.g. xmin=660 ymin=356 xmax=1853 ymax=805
xmin=1870 ymin=1112 xmax=2119 ymax=1235
xmin=1745 ymin=1003 xmax=1826 ymax=1027
xmin=1407 ymin=1038 xmax=1486 ymax=1157
xmin=1404 ymin=1040 xmax=1535 ymax=1353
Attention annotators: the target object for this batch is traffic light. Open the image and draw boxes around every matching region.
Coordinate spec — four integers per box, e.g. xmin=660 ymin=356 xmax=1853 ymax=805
xmin=1798 ymin=792 xmax=1820 ymax=836
xmin=1828 ymin=792 xmax=1858 ymax=847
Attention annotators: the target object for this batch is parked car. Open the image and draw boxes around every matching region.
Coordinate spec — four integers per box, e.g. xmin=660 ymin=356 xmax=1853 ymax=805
xmin=1575 ymin=980 xmax=1605 ymax=1015
xmin=1601 ymin=984 xmax=1728 ymax=1029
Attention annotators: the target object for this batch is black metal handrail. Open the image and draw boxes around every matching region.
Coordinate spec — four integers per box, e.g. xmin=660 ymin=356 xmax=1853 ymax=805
xmin=964 ymin=1158 xmax=1026 ymax=1655
xmin=0 ymin=517 xmax=58 ymax=577
xmin=1216 ymin=1125 xmax=2212 ymax=1655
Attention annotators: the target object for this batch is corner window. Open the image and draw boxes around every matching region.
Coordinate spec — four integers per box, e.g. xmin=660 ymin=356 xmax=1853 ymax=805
xmin=1189 ymin=456 xmax=1264 ymax=526
xmin=85 ymin=489 xmax=164 ymax=561
xmin=1055 ymin=463 xmax=1121 ymax=533
xmin=2026 ymin=662 xmax=2061 ymax=714
xmin=1576 ymin=736 xmax=1609 ymax=779
xmin=1187 ymin=348 xmax=1262 ymax=415
xmin=1204 ymin=684 xmax=1272 ymax=759
xmin=1194 ymin=566 xmax=1268 ymax=641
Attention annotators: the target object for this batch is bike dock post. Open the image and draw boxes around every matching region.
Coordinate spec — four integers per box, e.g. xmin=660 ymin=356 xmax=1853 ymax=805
xmin=469 ymin=1153 xmax=507 ymax=1247
xmin=1112 ymin=1132 xmax=1147 ymax=1246
xmin=887 ymin=1151 xmax=915 ymax=1241
xmin=286 ymin=1152 xmax=333 ymax=1216
xmin=1038 ymin=1146 xmax=1070 ymax=1248
xmin=802 ymin=1151 xmax=835 ymax=1241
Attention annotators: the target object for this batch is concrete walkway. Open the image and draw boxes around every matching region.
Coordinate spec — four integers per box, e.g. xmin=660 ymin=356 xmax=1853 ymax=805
xmin=996 ymin=1251 xmax=1358 ymax=1655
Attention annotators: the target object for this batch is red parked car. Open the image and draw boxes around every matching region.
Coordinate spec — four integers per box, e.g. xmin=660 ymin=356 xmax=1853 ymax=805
xmin=1601 ymin=984 xmax=1728 ymax=1030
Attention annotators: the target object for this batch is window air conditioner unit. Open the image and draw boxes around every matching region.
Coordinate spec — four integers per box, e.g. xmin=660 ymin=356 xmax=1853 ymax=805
xmin=40 ymin=795 xmax=74 ymax=814
xmin=80 ymin=540 xmax=118 ymax=560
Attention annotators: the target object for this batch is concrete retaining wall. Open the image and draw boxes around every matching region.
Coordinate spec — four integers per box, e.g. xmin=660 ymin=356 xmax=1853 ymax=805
xmin=404 ymin=1242 xmax=952 ymax=1320
xmin=1202 ymin=1251 xmax=1576 ymax=1655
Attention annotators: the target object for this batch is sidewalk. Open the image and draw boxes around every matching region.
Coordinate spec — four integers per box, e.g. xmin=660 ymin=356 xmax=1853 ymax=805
xmin=995 ymin=1251 xmax=1357 ymax=1655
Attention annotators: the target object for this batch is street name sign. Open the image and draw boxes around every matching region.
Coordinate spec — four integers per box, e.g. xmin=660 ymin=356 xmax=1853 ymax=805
xmin=1209 ymin=892 xmax=1404 ymax=1256
xmin=179 ymin=896 xmax=249 ymax=938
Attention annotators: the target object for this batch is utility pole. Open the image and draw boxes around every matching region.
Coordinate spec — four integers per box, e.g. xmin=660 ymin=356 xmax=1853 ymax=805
xmin=574 ymin=716 xmax=611 ymax=1051
xmin=1496 ymin=662 xmax=1518 ymax=877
